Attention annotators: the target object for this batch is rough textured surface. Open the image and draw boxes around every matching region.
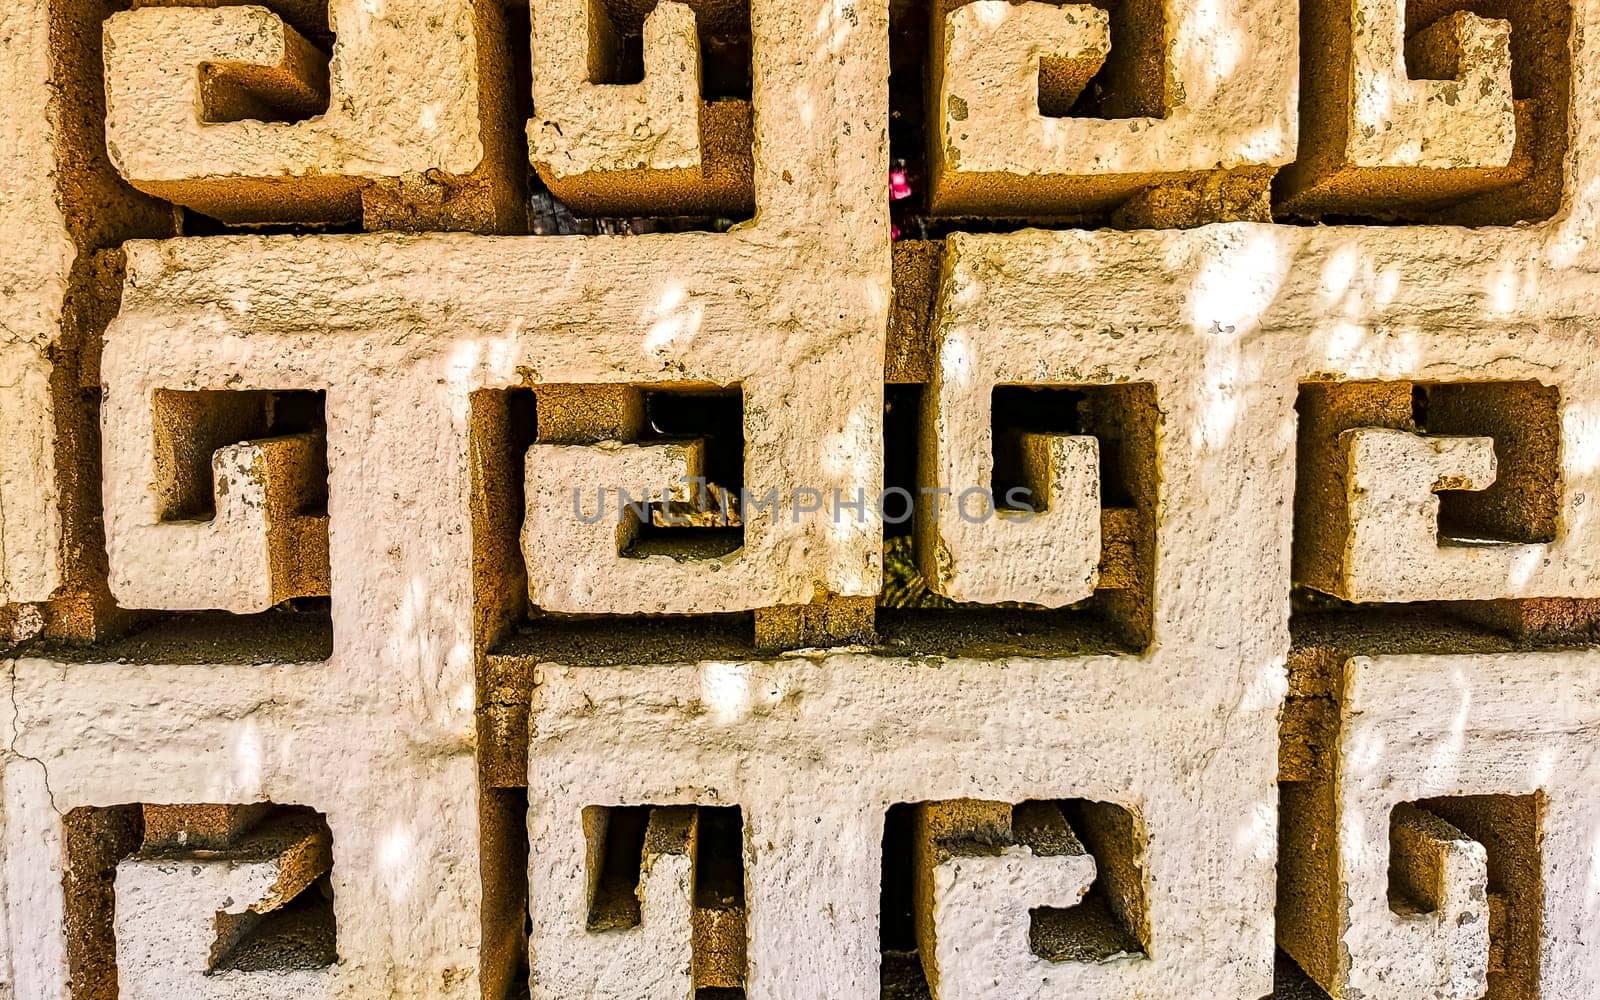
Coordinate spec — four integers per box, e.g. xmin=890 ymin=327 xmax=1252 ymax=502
xmin=1280 ymin=630 xmax=1569 ymax=1000
xmin=910 ymin=800 xmax=1103 ymax=998
xmin=103 ymin=0 xmax=521 ymax=228
xmin=115 ymin=809 xmax=335 ymax=999
xmin=105 ymin=393 xmax=330 ymax=612
xmin=926 ymin=0 xmax=1297 ymax=220
xmin=1281 ymin=0 xmax=1570 ymax=222
xmin=4 ymin=0 xmax=1600 ymax=995
xmin=528 ymin=0 xmax=754 ymax=215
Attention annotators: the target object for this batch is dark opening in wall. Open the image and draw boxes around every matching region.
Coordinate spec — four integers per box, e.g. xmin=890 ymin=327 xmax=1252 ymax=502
xmin=582 ymin=804 xmax=748 ymax=995
xmin=623 ymin=388 xmax=746 ymax=560
xmin=880 ymin=799 xmax=1148 ymax=997
xmin=879 ymin=803 xmax=931 ymax=999
xmin=584 ymin=0 xmax=753 ymax=99
xmin=62 ymin=803 xmax=338 ymax=999
xmin=586 ymin=805 xmax=652 ymax=930
xmin=1409 ymin=381 xmax=1560 ymax=546
xmin=152 ymin=388 xmax=326 ymax=523
xmin=1027 ymin=800 xmax=1146 ymax=962
xmin=992 ymin=385 xmax=1093 ymax=510
xmin=883 ymin=384 xmax=924 ymax=538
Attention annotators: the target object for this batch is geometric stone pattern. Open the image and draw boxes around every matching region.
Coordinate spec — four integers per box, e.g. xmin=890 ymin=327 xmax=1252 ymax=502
xmin=1 ymin=0 xmax=1600 ymax=998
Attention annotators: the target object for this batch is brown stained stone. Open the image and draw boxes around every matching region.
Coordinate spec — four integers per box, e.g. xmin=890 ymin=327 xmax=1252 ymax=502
xmin=141 ymin=803 xmax=272 ymax=850
xmin=62 ymin=806 xmax=145 ymax=1000
xmin=534 ymin=384 xmax=647 ymax=445
xmin=753 ymin=594 xmax=876 ymax=651
xmin=888 ymin=241 xmax=941 ymax=384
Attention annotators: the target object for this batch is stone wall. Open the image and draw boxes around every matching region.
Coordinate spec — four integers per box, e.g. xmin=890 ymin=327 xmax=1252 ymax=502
xmin=1 ymin=0 xmax=1598 ymax=996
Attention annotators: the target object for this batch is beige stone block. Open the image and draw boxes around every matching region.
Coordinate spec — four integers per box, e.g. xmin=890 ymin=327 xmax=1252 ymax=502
xmin=912 ymin=296 xmax=1151 ymax=611
xmin=1278 ymin=643 xmax=1581 ymax=1000
xmin=103 ymin=1 xmax=517 ymax=226
xmin=524 ymin=439 xmax=730 ymax=613
xmin=1292 ymin=374 xmax=1600 ymax=605
xmin=918 ymin=415 xmax=1102 ymax=606
xmin=0 ymin=344 xmax=59 ymax=606
xmin=0 ymin=0 xmax=83 ymax=608
xmin=1282 ymin=6 xmax=1516 ymax=204
xmin=104 ymin=405 xmax=330 ymax=613
xmin=114 ymin=813 xmax=334 ymax=1000
xmin=6 ymin=655 xmax=495 ymax=999
xmin=1384 ymin=803 xmax=1493 ymax=997
xmin=1331 ymin=429 xmax=1544 ymax=602
xmin=528 ymin=0 xmax=754 ymax=215
xmin=130 ymin=0 xmax=330 ymax=37
xmin=927 ymin=0 xmax=1296 ymax=218
xmin=529 ymin=644 xmax=1278 ymax=999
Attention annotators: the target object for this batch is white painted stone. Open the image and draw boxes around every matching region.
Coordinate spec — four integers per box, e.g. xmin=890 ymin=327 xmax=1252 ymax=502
xmin=533 ymin=807 xmax=698 ymax=1000
xmin=114 ymin=819 xmax=334 ymax=1000
xmin=524 ymin=440 xmax=757 ymax=614
xmin=1378 ymin=804 xmax=1491 ymax=1000
xmin=918 ymin=396 xmax=1102 ymax=605
xmin=0 ymin=346 xmax=58 ymax=606
xmin=528 ymin=648 xmax=1273 ymax=999
xmin=933 ymin=1 xmax=1112 ymax=174
xmin=0 ymin=1 xmax=78 ymax=606
xmin=1327 ymin=429 xmax=1545 ymax=602
xmin=1355 ymin=12 xmax=1518 ymax=170
xmin=913 ymin=804 xmax=1101 ymax=999
xmin=530 ymin=0 xmax=703 ymax=178
xmin=9 ymin=0 xmax=1600 ymax=994
xmin=1282 ymin=647 xmax=1600 ymax=1000
xmin=3 ymin=0 xmax=891 ymax=993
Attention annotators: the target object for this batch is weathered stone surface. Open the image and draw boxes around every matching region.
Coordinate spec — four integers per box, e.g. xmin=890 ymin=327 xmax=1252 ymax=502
xmin=927 ymin=0 xmax=1297 ymax=221
xmin=528 ymin=0 xmax=754 ymax=215
xmin=4 ymin=0 xmax=1600 ymax=995
xmin=103 ymin=0 xmax=521 ymax=228
xmin=103 ymin=386 xmax=330 ymax=613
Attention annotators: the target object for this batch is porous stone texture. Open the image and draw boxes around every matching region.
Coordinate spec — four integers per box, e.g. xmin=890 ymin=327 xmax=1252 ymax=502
xmin=1293 ymin=377 xmax=1591 ymax=604
xmin=4 ymin=0 xmax=1600 ymax=995
xmin=909 ymin=800 xmax=1101 ymax=998
xmin=528 ymin=0 xmax=754 ymax=215
xmin=917 ymin=360 xmax=1105 ymax=606
xmin=1279 ymin=630 xmax=1583 ymax=1000
xmin=1278 ymin=5 xmax=1519 ymax=212
xmin=1282 ymin=0 xmax=1570 ymax=222
xmin=103 ymin=386 xmax=330 ymax=612
xmin=537 ymin=805 xmax=698 ymax=999
xmin=102 ymin=0 xmax=522 ymax=227
xmin=0 ymin=2 xmax=88 ymax=608
xmin=926 ymin=0 xmax=1297 ymax=220
xmin=115 ymin=809 xmax=335 ymax=999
